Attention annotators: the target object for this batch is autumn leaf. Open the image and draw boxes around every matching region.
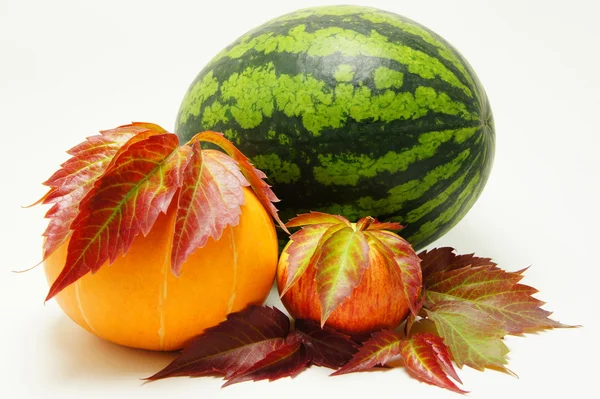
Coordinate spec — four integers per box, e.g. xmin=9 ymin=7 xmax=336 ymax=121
xmin=46 ymin=133 xmax=190 ymax=300
xmin=314 ymin=226 xmax=370 ymax=326
xmin=222 ymin=333 xmax=310 ymax=387
xmin=365 ymin=220 xmax=404 ymax=231
xmin=419 ymin=247 xmax=496 ymax=286
xmin=285 ymin=211 xmax=351 ymax=228
xmin=366 ymin=230 xmax=422 ymax=315
xmin=293 ymin=319 xmax=357 ymax=369
xmin=425 ymin=301 xmax=509 ymax=371
xmin=331 ymin=330 xmax=402 ymax=375
xmin=192 ymin=131 xmax=288 ymax=233
xmin=424 ymin=264 xmax=567 ymax=335
xmin=399 ymin=333 xmax=466 ymax=394
xmin=35 ymin=124 xmax=146 ymax=260
xmin=170 ymin=143 xmax=248 ymax=275
xmin=146 ymin=306 xmax=290 ymax=381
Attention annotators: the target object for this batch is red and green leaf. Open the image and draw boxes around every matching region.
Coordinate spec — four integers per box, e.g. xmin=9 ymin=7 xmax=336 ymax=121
xmin=331 ymin=330 xmax=402 ymax=375
xmin=46 ymin=133 xmax=190 ymax=300
xmin=280 ymin=224 xmax=332 ymax=296
xmin=419 ymin=247 xmax=496 ymax=286
xmin=170 ymin=143 xmax=248 ymax=275
xmin=424 ymin=265 xmax=567 ymax=335
xmin=35 ymin=125 xmax=143 ymax=259
xmin=425 ymin=301 xmax=509 ymax=371
xmin=192 ymin=131 xmax=288 ymax=233
xmin=293 ymin=319 xmax=358 ymax=369
xmin=146 ymin=306 xmax=290 ymax=381
xmin=365 ymin=220 xmax=404 ymax=231
xmin=222 ymin=333 xmax=310 ymax=387
xmin=366 ymin=230 xmax=422 ymax=316
xmin=399 ymin=333 xmax=466 ymax=394
xmin=285 ymin=211 xmax=351 ymax=228
xmin=314 ymin=227 xmax=370 ymax=326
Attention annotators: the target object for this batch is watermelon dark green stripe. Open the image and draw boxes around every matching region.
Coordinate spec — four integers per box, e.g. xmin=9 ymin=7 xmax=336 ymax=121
xmin=176 ymin=5 xmax=495 ymax=250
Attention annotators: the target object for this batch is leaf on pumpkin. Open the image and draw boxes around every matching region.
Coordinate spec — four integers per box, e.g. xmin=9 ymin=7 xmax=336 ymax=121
xmin=170 ymin=141 xmax=248 ymax=275
xmin=425 ymin=301 xmax=509 ymax=371
xmin=146 ymin=306 xmax=290 ymax=381
xmin=45 ymin=133 xmax=190 ymax=301
xmin=192 ymin=131 xmax=288 ymax=233
xmin=419 ymin=247 xmax=496 ymax=286
xmin=35 ymin=124 xmax=147 ymax=260
xmin=285 ymin=211 xmax=351 ymax=228
xmin=424 ymin=264 xmax=568 ymax=335
xmin=399 ymin=333 xmax=466 ymax=394
xmin=331 ymin=330 xmax=402 ymax=375
xmin=366 ymin=230 xmax=422 ymax=316
xmin=314 ymin=226 xmax=370 ymax=326
xmin=222 ymin=333 xmax=310 ymax=387
xmin=293 ymin=319 xmax=358 ymax=369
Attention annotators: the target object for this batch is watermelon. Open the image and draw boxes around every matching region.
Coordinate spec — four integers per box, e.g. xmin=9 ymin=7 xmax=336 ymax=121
xmin=175 ymin=5 xmax=495 ymax=250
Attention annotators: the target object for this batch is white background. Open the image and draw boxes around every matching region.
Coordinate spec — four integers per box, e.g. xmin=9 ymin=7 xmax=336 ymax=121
xmin=1 ymin=0 xmax=598 ymax=398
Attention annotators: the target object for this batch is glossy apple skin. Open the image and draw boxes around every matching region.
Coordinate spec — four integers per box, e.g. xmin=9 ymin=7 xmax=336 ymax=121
xmin=277 ymin=243 xmax=418 ymax=335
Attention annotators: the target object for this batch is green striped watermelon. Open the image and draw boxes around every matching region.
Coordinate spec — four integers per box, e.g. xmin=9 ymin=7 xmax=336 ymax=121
xmin=175 ymin=5 xmax=495 ymax=250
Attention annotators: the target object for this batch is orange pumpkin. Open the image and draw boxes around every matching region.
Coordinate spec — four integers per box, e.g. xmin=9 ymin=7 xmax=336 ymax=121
xmin=44 ymin=187 xmax=278 ymax=351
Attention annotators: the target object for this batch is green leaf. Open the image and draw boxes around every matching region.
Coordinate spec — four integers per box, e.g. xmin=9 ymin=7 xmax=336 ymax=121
xmin=425 ymin=301 xmax=509 ymax=371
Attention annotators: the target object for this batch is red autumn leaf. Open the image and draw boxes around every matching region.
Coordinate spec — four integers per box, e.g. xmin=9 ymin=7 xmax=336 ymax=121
xmin=293 ymin=319 xmax=358 ymax=369
xmin=35 ymin=125 xmax=143 ymax=259
xmin=425 ymin=300 xmax=509 ymax=371
xmin=331 ymin=330 xmax=402 ymax=375
xmin=365 ymin=220 xmax=404 ymax=231
xmin=146 ymin=306 xmax=290 ymax=381
xmin=366 ymin=230 xmax=422 ymax=316
xmin=424 ymin=264 xmax=568 ymax=335
xmin=285 ymin=211 xmax=351 ymax=228
xmin=419 ymin=247 xmax=496 ymax=286
xmin=192 ymin=131 xmax=288 ymax=233
xmin=170 ymin=142 xmax=248 ymax=275
xmin=399 ymin=333 xmax=466 ymax=394
xmin=46 ymin=133 xmax=190 ymax=301
xmin=279 ymin=223 xmax=333 ymax=296
xmin=222 ymin=333 xmax=310 ymax=387
xmin=314 ymin=226 xmax=370 ymax=326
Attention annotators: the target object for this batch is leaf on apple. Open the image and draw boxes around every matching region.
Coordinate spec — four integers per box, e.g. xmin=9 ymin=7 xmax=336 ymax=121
xmin=282 ymin=213 xmax=422 ymax=328
xmin=146 ymin=306 xmax=290 ymax=381
xmin=399 ymin=333 xmax=466 ymax=394
xmin=293 ymin=319 xmax=358 ymax=369
xmin=315 ymin=226 xmax=371 ymax=326
xmin=365 ymin=229 xmax=422 ymax=316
